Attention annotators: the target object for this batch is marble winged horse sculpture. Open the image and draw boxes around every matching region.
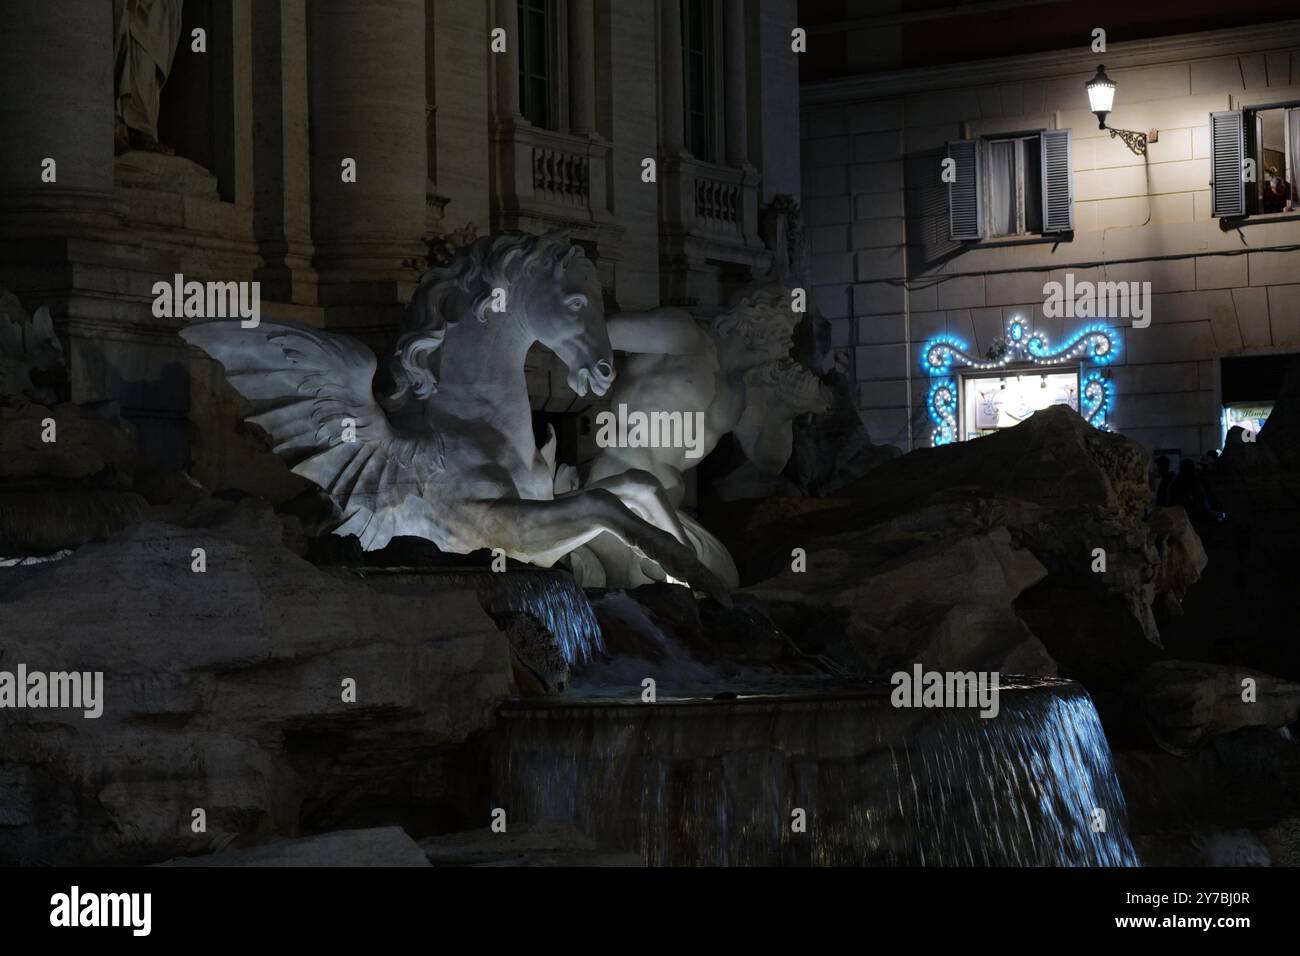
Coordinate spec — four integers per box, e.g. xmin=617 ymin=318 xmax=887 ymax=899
xmin=181 ymin=233 xmax=723 ymax=593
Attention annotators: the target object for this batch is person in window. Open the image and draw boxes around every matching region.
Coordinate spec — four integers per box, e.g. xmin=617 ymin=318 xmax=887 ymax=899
xmin=1262 ymin=167 xmax=1287 ymax=213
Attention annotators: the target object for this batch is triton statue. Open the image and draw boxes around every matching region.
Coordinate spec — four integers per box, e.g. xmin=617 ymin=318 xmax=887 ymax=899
xmin=562 ymin=285 xmax=830 ymax=589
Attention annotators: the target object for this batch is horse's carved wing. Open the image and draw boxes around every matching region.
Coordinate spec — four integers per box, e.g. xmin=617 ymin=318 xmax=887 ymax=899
xmin=181 ymin=320 xmax=444 ymax=550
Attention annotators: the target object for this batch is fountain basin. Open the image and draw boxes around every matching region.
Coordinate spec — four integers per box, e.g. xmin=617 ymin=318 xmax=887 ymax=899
xmin=490 ymin=678 xmax=1139 ymax=866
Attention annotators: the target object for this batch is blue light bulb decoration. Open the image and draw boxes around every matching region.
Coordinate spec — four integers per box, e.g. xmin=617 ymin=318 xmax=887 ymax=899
xmin=920 ymin=316 xmax=1119 ymax=445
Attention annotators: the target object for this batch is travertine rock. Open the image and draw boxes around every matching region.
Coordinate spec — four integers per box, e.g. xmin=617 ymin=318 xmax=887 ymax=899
xmin=716 ymin=406 xmax=1192 ymax=680
xmin=0 ymin=401 xmax=137 ymax=483
xmin=1139 ymin=660 xmax=1300 ymax=754
xmin=0 ymin=499 xmax=514 ymax=865
xmin=1146 ymin=505 xmax=1209 ymax=616
xmin=420 ymin=823 xmax=641 ymax=867
xmin=158 ymin=827 xmax=431 ymax=867
xmin=746 ymin=513 xmax=1055 ymax=676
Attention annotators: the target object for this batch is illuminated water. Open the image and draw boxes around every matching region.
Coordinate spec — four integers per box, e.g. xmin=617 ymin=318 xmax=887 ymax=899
xmin=479 ymin=570 xmax=604 ymax=667
xmin=490 ymin=679 xmax=1139 ymax=866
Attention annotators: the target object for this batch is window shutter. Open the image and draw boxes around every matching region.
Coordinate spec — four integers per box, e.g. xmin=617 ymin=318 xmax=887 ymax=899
xmin=1039 ymin=129 xmax=1073 ymax=233
xmin=1210 ymin=110 xmax=1246 ymax=219
xmin=947 ymin=140 xmax=981 ymax=240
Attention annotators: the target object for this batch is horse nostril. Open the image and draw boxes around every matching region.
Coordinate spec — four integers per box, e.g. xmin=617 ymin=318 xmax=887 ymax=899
xmin=596 ymin=360 xmax=613 ymax=377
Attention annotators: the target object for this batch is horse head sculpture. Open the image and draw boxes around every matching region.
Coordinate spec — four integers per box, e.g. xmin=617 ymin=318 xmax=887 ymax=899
xmin=387 ymin=233 xmax=614 ymax=405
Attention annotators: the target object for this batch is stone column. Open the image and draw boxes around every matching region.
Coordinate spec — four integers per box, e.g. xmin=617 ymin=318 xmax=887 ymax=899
xmin=659 ymin=0 xmax=684 ymax=155
xmin=723 ymin=0 xmax=748 ymax=167
xmin=494 ymin=0 xmax=520 ymax=120
xmin=0 ymin=0 xmax=115 ymax=228
xmin=568 ymin=0 xmax=597 ymax=135
xmin=307 ymin=0 xmax=427 ymax=310
xmin=252 ymin=0 xmax=317 ymax=305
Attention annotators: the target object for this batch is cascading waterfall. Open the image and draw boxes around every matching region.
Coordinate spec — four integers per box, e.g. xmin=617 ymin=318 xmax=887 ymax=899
xmin=476 ymin=570 xmax=605 ymax=667
xmin=490 ymin=679 xmax=1139 ymax=866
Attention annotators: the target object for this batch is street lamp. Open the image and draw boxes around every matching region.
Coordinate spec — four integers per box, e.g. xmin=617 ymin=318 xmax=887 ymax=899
xmin=1086 ymin=64 xmax=1157 ymax=156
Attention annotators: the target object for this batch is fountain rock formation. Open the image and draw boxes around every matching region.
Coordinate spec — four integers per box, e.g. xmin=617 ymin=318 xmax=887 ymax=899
xmin=712 ymin=405 xmax=1200 ymax=681
xmin=0 ymin=498 xmax=514 ymax=865
xmin=0 ymin=290 xmax=147 ymax=559
xmin=354 ymin=564 xmax=603 ymax=695
xmin=1138 ymin=660 xmax=1300 ymax=754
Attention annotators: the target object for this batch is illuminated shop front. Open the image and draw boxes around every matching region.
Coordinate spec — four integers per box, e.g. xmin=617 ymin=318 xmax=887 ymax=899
xmin=1218 ymin=354 xmax=1292 ymax=446
xmin=1221 ymin=403 xmax=1272 ymax=443
xmin=923 ymin=318 xmax=1118 ymax=446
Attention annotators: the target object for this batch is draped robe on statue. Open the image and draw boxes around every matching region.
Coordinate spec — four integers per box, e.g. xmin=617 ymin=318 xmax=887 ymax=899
xmin=113 ymin=0 xmax=185 ymax=147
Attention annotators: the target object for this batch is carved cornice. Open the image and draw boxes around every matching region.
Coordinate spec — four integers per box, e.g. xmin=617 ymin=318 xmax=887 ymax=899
xmin=802 ymin=20 xmax=1300 ymax=106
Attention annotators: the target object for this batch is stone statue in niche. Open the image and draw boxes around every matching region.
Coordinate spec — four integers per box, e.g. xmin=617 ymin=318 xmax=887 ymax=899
xmin=113 ymin=0 xmax=185 ymax=155
xmin=561 ymin=285 xmax=830 ymax=590
xmin=181 ymin=234 xmax=726 ymax=594
xmin=760 ymin=194 xmax=810 ymax=289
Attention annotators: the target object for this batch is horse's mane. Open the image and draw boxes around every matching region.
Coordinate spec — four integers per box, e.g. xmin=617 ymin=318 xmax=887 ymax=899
xmin=384 ymin=232 xmax=578 ymax=405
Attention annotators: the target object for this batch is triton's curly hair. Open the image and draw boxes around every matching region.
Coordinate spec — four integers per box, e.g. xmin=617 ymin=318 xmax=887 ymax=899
xmin=384 ymin=232 xmax=579 ymax=405
xmin=711 ymin=284 xmax=825 ymax=411
xmin=710 ymin=284 xmax=801 ymax=356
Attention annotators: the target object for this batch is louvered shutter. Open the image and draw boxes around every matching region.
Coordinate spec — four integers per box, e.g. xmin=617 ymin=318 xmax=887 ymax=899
xmin=1039 ymin=129 xmax=1073 ymax=233
xmin=947 ymin=140 xmax=981 ymax=240
xmin=1210 ymin=110 xmax=1246 ymax=219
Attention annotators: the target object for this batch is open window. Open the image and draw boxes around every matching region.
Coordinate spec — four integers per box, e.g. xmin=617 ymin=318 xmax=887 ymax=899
xmin=948 ymin=129 xmax=1072 ymax=241
xmin=1211 ymin=105 xmax=1300 ymax=220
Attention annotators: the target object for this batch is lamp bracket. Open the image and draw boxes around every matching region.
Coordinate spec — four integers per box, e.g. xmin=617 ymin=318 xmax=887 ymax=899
xmin=1105 ymin=125 xmax=1153 ymax=156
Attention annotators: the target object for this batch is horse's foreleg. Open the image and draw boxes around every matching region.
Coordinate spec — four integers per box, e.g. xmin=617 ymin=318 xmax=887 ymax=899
xmin=577 ymin=469 xmax=690 ymax=545
xmin=475 ymin=491 xmax=727 ymax=597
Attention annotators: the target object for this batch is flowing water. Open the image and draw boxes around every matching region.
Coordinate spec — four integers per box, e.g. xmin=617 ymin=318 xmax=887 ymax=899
xmin=490 ymin=678 xmax=1139 ymax=866
xmin=476 ymin=569 xmax=605 ymax=667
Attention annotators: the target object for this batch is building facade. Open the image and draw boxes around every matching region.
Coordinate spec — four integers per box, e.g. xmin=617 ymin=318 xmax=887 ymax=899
xmin=0 ymin=0 xmax=800 ymax=488
xmin=801 ymin=5 xmax=1300 ymax=459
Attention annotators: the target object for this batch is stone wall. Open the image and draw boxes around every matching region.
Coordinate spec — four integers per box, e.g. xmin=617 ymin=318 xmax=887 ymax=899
xmin=802 ymin=21 xmax=1300 ymax=457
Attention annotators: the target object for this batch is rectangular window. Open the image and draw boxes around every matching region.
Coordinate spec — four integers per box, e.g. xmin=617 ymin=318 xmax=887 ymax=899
xmin=518 ymin=0 xmax=553 ymax=129
xmin=1212 ymin=104 xmax=1300 ymax=219
xmin=983 ymin=135 xmax=1043 ymax=238
xmin=681 ymin=0 xmax=717 ymax=163
xmin=1253 ymin=107 xmax=1298 ymax=213
xmin=962 ymin=368 xmax=1079 ymax=440
xmin=947 ymin=129 xmax=1070 ymax=241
